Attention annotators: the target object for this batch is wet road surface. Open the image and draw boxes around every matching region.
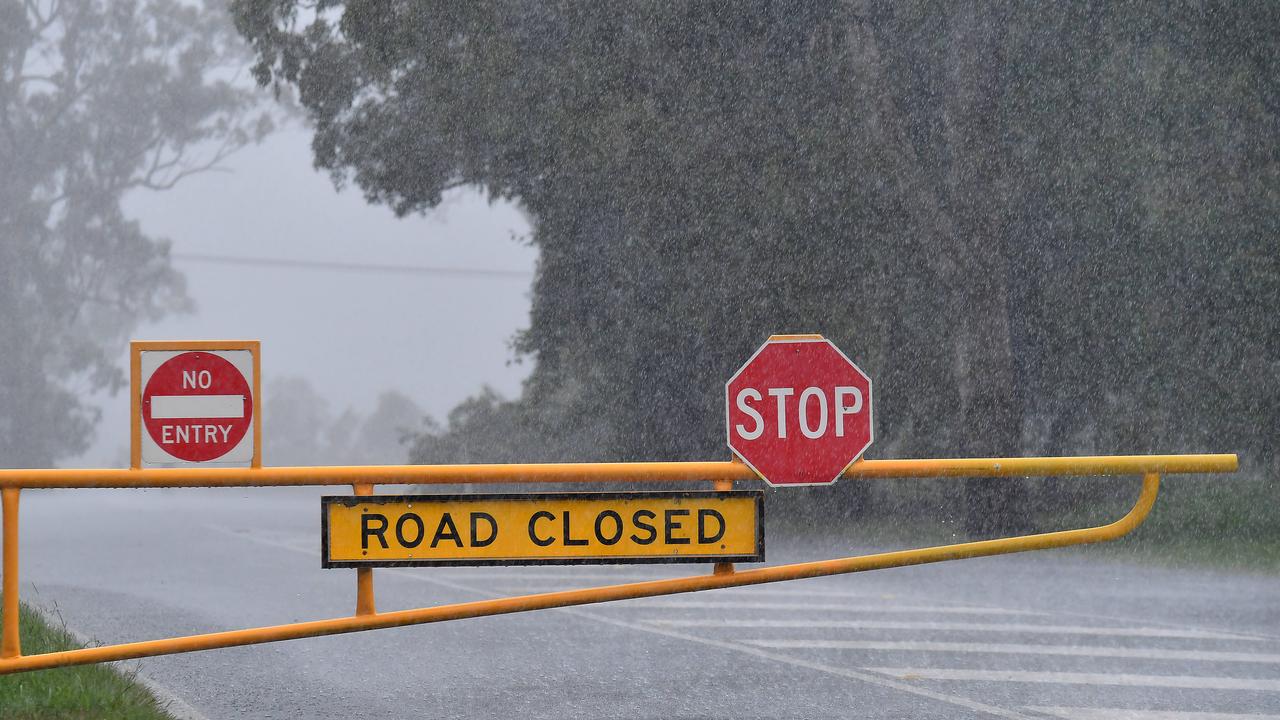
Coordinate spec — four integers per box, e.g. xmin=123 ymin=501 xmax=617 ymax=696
xmin=15 ymin=488 xmax=1280 ymax=719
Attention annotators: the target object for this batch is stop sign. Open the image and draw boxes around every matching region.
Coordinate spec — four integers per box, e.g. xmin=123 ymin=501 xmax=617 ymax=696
xmin=725 ymin=335 xmax=873 ymax=486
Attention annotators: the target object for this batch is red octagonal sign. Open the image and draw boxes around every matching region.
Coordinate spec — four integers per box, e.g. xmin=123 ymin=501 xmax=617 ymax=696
xmin=726 ymin=335 xmax=873 ymax=486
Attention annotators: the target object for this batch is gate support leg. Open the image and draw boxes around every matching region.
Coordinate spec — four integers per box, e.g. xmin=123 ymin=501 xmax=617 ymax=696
xmin=353 ymin=484 xmax=376 ymax=616
xmin=1 ymin=487 xmax=20 ymax=658
xmin=713 ymin=477 xmax=735 ymax=576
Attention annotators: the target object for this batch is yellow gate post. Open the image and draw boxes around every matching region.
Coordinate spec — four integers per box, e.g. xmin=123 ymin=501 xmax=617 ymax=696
xmin=353 ymin=483 xmax=377 ymax=616
xmin=1 ymin=487 xmax=20 ymax=659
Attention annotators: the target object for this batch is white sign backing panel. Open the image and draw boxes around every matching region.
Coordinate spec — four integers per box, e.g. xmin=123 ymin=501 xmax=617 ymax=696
xmin=130 ymin=341 xmax=261 ymax=469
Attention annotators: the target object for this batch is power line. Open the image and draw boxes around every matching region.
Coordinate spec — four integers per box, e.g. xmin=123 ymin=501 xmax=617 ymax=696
xmin=171 ymin=251 xmax=534 ymax=280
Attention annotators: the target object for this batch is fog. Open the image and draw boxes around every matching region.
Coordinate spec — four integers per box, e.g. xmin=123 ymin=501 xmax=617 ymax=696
xmin=3 ymin=3 xmax=1278 ymax=717
xmin=73 ymin=128 xmax=535 ymax=467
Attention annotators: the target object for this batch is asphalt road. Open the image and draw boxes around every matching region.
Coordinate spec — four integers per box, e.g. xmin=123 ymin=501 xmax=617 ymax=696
xmin=14 ymin=487 xmax=1280 ymax=719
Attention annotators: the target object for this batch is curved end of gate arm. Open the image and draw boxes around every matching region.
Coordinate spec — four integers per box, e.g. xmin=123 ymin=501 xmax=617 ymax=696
xmin=0 ymin=454 xmax=1238 ymax=675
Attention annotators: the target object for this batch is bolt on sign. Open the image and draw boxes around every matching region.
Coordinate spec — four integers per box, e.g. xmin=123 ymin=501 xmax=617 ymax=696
xmin=322 ymin=492 xmax=764 ymax=567
xmin=131 ymin=341 xmax=261 ymax=469
xmin=726 ymin=334 xmax=873 ymax=486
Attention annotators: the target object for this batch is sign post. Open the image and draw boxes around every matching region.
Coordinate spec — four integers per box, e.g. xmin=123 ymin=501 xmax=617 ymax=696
xmin=726 ymin=334 xmax=873 ymax=486
xmin=131 ymin=341 xmax=261 ymax=469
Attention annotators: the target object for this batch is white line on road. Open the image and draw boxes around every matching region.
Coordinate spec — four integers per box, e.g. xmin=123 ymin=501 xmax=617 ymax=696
xmin=492 ymin=584 xmax=891 ymax=600
xmin=618 ymin=600 xmax=1042 ymax=615
xmin=869 ymin=668 xmax=1280 ymax=691
xmin=641 ymin=618 xmax=1257 ymax=641
xmin=1025 ymin=608 xmax=1280 ymax=644
xmin=562 ymin=609 xmax=1039 ymax=720
xmin=209 ymin=526 xmax=1280 ymax=717
xmin=432 ymin=571 xmax=678 ymax=582
xmin=1027 ymin=707 xmax=1280 ymax=720
xmin=666 ymin=585 xmax=881 ymax=599
xmin=210 ymin=526 xmax=1037 ymax=719
xmin=742 ymin=639 xmax=1280 ymax=664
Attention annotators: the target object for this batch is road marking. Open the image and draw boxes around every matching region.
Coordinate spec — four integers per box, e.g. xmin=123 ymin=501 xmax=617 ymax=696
xmin=1022 ymin=608 xmax=1279 ymax=643
xmin=742 ymin=640 xmax=1280 ymax=664
xmin=193 ymin=525 xmax=1280 ymax=640
xmin=210 ymin=526 xmax=1279 ymax=716
xmin=492 ymin=584 xmax=889 ymax=600
xmin=641 ymin=618 xmax=1255 ymax=641
xmin=210 ymin=526 xmax=1036 ymax=718
xmin=869 ymin=668 xmax=1280 ymax=691
xmin=433 ymin=570 xmax=677 ymax=582
xmin=562 ymin=609 xmax=1038 ymax=720
xmin=1028 ymin=708 xmax=1280 ymax=720
xmin=669 ymin=585 xmax=882 ymax=599
xmin=619 ymin=600 xmax=1040 ymax=616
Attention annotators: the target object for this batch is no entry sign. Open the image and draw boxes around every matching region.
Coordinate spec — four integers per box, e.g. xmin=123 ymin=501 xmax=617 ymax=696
xmin=131 ymin=341 xmax=261 ymax=468
xmin=726 ymin=334 xmax=873 ymax=486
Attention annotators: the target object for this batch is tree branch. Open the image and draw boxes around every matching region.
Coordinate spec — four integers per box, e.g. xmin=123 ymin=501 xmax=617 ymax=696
xmin=132 ymin=135 xmax=243 ymax=191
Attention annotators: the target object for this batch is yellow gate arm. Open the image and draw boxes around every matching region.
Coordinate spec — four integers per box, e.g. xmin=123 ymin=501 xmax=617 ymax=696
xmin=0 ymin=453 xmax=1237 ymax=674
xmin=0 ymin=453 xmax=1235 ymax=488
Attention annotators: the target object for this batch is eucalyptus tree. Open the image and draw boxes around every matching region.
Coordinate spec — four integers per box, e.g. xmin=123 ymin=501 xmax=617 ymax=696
xmin=235 ymin=1 xmax=1277 ymax=534
xmin=0 ymin=0 xmax=273 ymax=467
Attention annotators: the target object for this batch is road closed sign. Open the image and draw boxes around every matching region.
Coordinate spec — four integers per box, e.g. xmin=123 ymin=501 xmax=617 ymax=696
xmin=131 ymin=341 xmax=261 ymax=468
xmin=726 ymin=334 xmax=873 ymax=486
xmin=322 ymin=491 xmax=764 ymax=567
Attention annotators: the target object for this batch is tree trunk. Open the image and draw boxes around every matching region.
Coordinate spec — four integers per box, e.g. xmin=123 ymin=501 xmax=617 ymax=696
xmin=937 ymin=3 xmax=1028 ymax=536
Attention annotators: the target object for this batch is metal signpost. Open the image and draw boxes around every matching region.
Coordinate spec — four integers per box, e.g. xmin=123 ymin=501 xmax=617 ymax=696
xmin=0 ymin=335 xmax=1240 ymax=676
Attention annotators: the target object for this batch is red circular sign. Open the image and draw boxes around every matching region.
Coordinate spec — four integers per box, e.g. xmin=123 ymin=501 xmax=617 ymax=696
xmin=725 ymin=336 xmax=873 ymax=486
xmin=142 ymin=352 xmax=252 ymax=462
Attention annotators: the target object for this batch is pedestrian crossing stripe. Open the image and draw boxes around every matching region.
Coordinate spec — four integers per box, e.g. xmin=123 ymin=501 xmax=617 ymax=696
xmin=868 ymin=668 xmax=1280 ymax=692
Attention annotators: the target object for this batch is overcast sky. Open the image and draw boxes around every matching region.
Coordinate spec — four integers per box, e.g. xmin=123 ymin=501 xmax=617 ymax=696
xmin=72 ymin=127 xmax=536 ymax=467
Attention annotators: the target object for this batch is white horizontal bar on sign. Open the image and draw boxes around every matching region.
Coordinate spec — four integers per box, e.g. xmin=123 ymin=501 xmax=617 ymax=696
xmin=150 ymin=395 xmax=245 ymax=419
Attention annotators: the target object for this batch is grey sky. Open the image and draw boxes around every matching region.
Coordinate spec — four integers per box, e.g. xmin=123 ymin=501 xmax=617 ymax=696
xmin=73 ymin=127 xmax=535 ymax=467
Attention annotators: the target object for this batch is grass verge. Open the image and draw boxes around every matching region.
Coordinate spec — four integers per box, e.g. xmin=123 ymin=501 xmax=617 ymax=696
xmin=1081 ymin=472 xmax=1280 ymax=573
xmin=0 ymin=602 xmax=179 ymax=720
xmin=767 ymin=473 xmax=1279 ymax=574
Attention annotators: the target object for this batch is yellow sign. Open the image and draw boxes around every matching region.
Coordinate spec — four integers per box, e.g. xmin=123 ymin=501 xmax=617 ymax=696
xmin=322 ymin=491 xmax=764 ymax=567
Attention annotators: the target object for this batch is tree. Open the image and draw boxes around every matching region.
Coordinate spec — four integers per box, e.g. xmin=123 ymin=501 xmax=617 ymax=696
xmin=235 ymin=2 xmax=1278 ymax=534
xmin=353 ymin=390 xmax=424 ymax=464
xmin=264 ymin=375 xmax=333 ymax=465
xmin=265 ymin=376 xmax=424 ymax=465
xmin=0 ymin=0 xmax=273 ymax=468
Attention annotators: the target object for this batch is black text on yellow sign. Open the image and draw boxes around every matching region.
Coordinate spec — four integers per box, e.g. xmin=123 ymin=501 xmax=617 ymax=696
xmin=322 ymin=491 xmax=764 ymax=567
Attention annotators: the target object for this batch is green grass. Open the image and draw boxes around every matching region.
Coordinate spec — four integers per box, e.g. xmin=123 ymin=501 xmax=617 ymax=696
xmin=1093 ymin=533 xmax=1280 ymax=572
xmin=0 ymin=603 xmax=179 ymax=720
xmin=1080 ymin=472 xmax=1280 ymax=573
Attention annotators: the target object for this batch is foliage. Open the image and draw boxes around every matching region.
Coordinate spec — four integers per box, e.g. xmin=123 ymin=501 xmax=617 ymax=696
xmin=0 ymin=602 xmax=177 ymax=719
xmin=265 ymin=375 xmax=422 ymax=464
xmin=234 ymin=2 xmax=1278 ymax=532
xmin=0 ymin=0 xmax=273 ymax=468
